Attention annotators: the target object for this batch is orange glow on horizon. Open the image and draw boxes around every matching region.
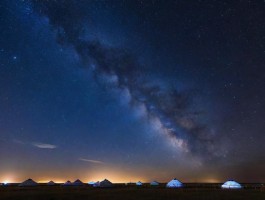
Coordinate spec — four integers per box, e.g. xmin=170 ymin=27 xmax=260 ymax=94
xmin=0 ymin=170 xmax=222 ymax=184
xmin=0 ymin=173 xmax=16 ymax=184
xmin=0 ymin=176 xmax=223 ymax=183
xmin=37 ymin=180 xmax=65 ymax=183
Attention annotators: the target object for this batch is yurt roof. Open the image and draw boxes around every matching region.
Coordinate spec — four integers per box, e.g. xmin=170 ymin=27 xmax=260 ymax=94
xmin=47 ymin=181 xmax=55 ymax=185
xmin=99 ymin=179 xmax=113 ymax=187
xmin=73 ymin=179 xmax=83 ymax=185
xmin=222 ymin=180 xmax=242 ymax=189
xmin=136 ymin=181 xmax=142 ymax=185
xmin=63 ymin=180 xmax=72 ymax=185
xmin=150 ymin=181 xmax=159 ymax=185
xmin=19 ymin=178 xmax=38 ymax=186
xmin=166 ymin=178 xmax=183 ymax=188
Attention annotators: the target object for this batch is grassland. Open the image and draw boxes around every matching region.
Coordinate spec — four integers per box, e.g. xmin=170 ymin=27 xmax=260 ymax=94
xmin=0 ymin=185 xmax=265 ymax=200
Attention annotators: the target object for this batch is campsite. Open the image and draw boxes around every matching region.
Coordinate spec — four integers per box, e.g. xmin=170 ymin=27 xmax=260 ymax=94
xmin=1 ymin=1 xmax=265 ymax=199
xmin=1 ymin=179 xmax=265 ymax=200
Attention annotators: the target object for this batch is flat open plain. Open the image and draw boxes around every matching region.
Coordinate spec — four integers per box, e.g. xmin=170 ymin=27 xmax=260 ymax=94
xmin=0 ymin=185 xmax=265 ymax=200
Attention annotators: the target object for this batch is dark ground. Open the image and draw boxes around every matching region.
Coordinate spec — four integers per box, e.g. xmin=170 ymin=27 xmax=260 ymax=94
xmin=1 ymin=186 xmax=265 ymax=200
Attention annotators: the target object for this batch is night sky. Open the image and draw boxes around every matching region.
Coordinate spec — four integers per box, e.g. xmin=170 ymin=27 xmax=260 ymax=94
xmin=1 ymin=0 xmax=265 ymax=183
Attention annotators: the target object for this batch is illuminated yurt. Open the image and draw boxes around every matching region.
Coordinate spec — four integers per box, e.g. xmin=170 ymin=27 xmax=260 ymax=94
xmin=136 ymin=181 xmax=143 ymax=186
xmin=166 ymin=178 xmax=183 ymax=188
xmin=19 ymin=178 xmax=38 ymax=187
xmin=1 ymin=181 xmax=9 ymax=186
xmin=221 ymin=180 xmax=242 ymax=189
xmin=88 ymin=181 xmax=95 ymax=185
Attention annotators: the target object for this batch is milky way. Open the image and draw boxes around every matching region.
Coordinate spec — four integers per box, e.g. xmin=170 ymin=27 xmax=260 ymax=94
xmin=32 ymin=0 xmax=216 ymax=158
xmin=1 ymin=0 xmax=265 ymax=183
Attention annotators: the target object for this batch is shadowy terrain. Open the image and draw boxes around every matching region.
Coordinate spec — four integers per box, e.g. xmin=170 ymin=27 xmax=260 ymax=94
xmin=0 ymin=185 xmax=265 ymax=200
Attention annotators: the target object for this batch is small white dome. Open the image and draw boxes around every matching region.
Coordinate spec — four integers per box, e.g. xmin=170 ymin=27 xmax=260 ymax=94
xmin=166 ymin=178 xmax=183 ymax=188
xmin=221 ymin=180 xmax=242 ymax=189
xmin=136 ymin=181 xmax=142 ymax=186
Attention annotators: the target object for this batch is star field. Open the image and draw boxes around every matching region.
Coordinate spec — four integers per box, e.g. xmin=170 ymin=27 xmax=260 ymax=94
xmin=0 ymin=0 xmax=265 ymax=183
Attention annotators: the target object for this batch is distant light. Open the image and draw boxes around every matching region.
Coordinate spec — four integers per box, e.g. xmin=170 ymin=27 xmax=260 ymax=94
xmin=13 ymin=56 xmax=17 ymax=60
xmin=3 ymin=181 xmax=8 ymax=185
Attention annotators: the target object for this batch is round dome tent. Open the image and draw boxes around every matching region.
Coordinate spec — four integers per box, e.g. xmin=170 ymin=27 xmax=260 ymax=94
xmin=72 ymin=179 xmax=84 ymax=186
xmin=136 ymin=181 xmax=143 ymax=186
xmin=150 ymin=181 xmax=159 ymax=186
xmin=221 ymin=180 xmax=242 ymax=189
xmin=88 ymin=181 xmax=95 ymax=185
xmin=19 ymin=178 xmax=38 ymax=187
xmin=2 ymin=182 xmax=9 ymax=186
xmin=99 ymin=179 xmax=113 ymax=188
xmin=62 ymin=180 xmax=72 ymax=186
xmin=166 ymin=178 xmax=183 ymax=188
xmin=47 ymin=181 xmax=56 ymax=186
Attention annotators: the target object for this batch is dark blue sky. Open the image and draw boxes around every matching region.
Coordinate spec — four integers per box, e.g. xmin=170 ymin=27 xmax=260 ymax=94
xmin=0 ymin=0 xmax=265 ymax=183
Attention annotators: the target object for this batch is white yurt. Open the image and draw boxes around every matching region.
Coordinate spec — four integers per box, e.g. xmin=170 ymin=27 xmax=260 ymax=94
xmin=19 ymin=178 xmax=38 ymax=187
xmin=136 ymin=181 xmax=143 ymax=186
xmin=221 ymin=180 xmax=242 ymax=189
xmin=2 ymin=182 xmax=9 ymax=186
xmin=150 ymin=181 xmax=159 ymax=186
xmin=166 ymin=178 xmax=183 ymax=188
xmin=62 ymin=180 xmax=72 ymax=186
